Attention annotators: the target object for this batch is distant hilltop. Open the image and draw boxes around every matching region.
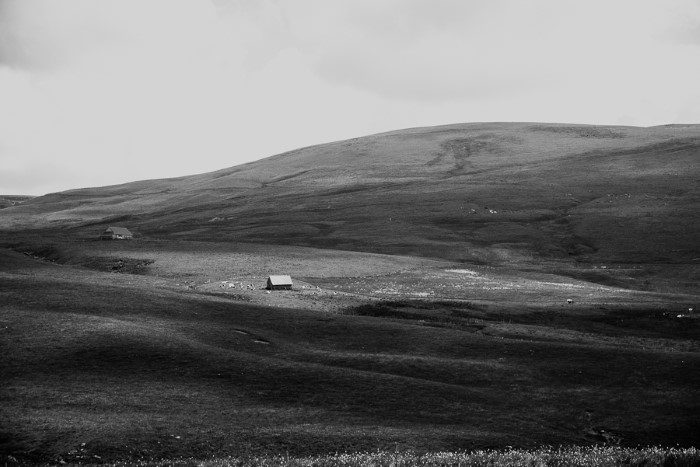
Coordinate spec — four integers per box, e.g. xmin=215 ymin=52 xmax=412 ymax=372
xmin=1 ymin=122 xmax=699 ymax=266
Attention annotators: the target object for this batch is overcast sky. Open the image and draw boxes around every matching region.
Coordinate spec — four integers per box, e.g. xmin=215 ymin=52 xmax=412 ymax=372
xmin=1 ymin=0 xmax=699 ymax=195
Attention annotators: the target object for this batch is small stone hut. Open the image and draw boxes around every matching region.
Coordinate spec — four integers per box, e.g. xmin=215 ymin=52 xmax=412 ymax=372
xmin=99 ymin=226 xmax=133 ymax=240
xmin=266 ymin=275 xmax=292 ymax=290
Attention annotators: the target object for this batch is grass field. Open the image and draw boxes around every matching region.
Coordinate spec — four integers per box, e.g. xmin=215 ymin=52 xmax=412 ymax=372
xmin=1 ymin=239 xmax=698 ymax=465
xmin=1 ymin=123 xmax=699 ymax=464
xmin=2 ymin=123 xmax=699 ymax=274
xmin=95 ymin=446 xmax=700 ymax=467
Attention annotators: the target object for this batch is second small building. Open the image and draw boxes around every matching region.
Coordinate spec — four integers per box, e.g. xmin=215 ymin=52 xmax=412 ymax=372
xmin=99 ymin=226 xmax=133 ymax=240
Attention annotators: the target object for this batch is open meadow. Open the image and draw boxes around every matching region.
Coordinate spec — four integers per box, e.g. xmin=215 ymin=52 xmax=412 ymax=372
xmin=1 ymin=123 xmax=699 ymax=464
xmin=1 ymin=236 xmax=699 ymax=465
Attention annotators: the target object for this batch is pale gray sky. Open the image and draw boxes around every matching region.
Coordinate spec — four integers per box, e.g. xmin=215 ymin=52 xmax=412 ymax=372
xmin=1 ymin=0 xmax=699 ymax=195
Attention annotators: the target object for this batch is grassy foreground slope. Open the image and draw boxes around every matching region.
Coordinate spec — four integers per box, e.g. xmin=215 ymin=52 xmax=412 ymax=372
xmin=2 ymin=123 xmax=699 ymax=268
xmin=1 ymin=247 xmax=699 ymax=464
xmin=100 ymin=447 xmax=700 ymax=467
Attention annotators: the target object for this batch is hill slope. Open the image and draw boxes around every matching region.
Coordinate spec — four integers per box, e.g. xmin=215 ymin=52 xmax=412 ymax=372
xmin=2 ymin=247 xmax=699 ymax=463
xmin=2 ymin=122 xmax=700 ymax=463
xmin=2 ymin=122 xmax=699 ymax=265
xmin=0 ymin=195 xmax=34 ymax=209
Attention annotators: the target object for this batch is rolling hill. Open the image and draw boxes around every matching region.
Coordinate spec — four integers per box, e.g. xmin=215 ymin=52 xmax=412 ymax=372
xmin=2 ymin=122 xmax=699 ymax=268
xmin=2 ymin=243 xmax=699 ymax=464
xmin=2 ymin=122 xmax=700 ymax=464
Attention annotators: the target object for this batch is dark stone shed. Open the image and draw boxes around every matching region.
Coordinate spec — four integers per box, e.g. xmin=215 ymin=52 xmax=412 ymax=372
xmin=99 ymin=227 xmax=133 ymax=240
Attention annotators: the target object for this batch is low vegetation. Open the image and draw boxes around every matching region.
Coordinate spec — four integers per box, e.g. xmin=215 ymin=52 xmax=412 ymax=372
xmin=2 ymin=124 xmax=699 ymax=288
xmin=1 ymin=123 xmax=699 ymax=465
xmin=39 ymin=446 xmax=700 ymax=467
xmin=1 ymin=241 xmax=699 ymax=465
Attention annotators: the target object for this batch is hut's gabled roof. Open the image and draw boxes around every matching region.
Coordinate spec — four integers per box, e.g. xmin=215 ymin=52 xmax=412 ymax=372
xmin=267 ymin=275 xmax=292 ymax=286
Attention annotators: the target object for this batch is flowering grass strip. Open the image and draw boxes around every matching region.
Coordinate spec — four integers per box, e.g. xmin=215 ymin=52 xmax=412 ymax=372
xmin=100 ymin=446 xmax=700 ymax=467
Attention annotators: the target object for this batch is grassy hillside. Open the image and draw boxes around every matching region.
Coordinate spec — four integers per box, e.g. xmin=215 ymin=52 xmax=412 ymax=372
xmin=90 ymin=447 xmax=700 ymax=467
xmin=1 ymin=244 xmax=699 ymax=464
xmin=1 ymin=122 xmax=699 ymax=464
xmin=0 ymin=196 xmax=34 ymax=209
xmin=2 ymin=123 xmax=699 ymax=269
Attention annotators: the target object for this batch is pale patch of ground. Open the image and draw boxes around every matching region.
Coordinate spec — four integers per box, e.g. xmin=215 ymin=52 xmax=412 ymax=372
xmin=79 ymin=240 xmax=449 ymax=280
xmin=197 ymin=278 xmax=370 ymax=313
xmin=12 ymin=240 xmax=696 ymax=315
xmin=311 ymin=267 xmax=681 ymax=312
